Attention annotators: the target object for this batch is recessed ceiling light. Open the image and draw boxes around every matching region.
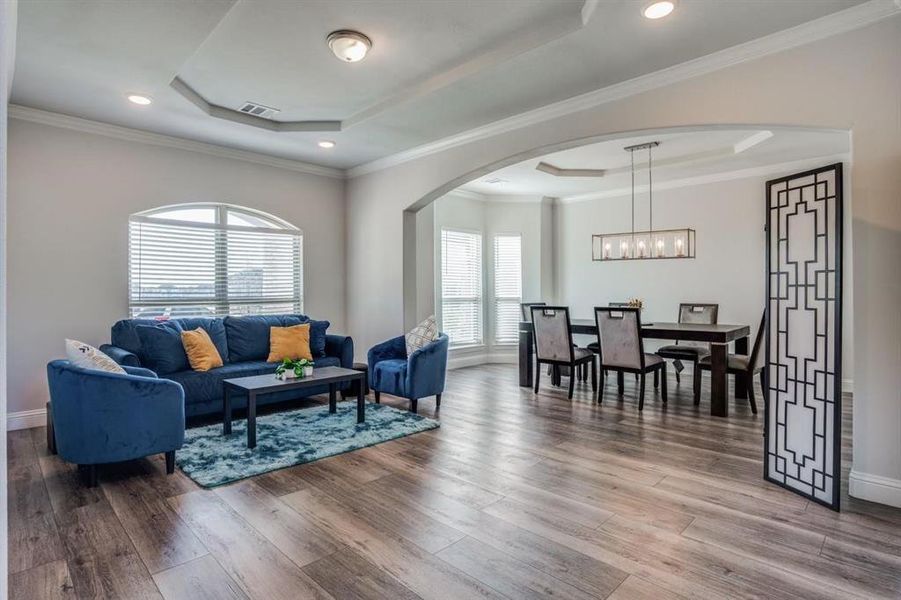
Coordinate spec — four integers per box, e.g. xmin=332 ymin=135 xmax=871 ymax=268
xmin=318 ymin=140 xmax=336 ymax=149
xmin=643 ymin=1 xmax=675 ymax=19
xmin=127 ymin=94 xmax=152 ymax=106
xmin=327 ymin=30 xmax=372 ymax=63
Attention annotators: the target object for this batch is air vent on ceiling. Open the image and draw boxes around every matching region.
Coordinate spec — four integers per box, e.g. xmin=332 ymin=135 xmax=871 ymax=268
xmin=484 ymin=177 xmax=509 ymax=184
xmin=238 ymin=101 xmax=280 ymax=119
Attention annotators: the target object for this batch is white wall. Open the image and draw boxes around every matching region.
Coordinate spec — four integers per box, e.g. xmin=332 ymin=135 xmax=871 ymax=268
xmin=555 ymin=169 xmax=854 ymax=384
xmin=345 ymin=17 xmax=901 ymax=506
xmin=1 ymin=0 xmax=17 ymax=594
xmin=7 ymin=119 xmax=347 ymax=418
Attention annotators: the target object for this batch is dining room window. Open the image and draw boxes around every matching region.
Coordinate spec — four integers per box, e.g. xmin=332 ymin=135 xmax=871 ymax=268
xmin=128 ymin=203 xmax=302 ymax=318
xmin=440 ymin=228 xmax=483 ymax=347
xmin=493 ymin=234 xmax=522 ymax=344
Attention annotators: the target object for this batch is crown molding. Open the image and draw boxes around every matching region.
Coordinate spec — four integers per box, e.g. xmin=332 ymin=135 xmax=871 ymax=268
xmin=556 ymin=153 xmax=849 ymax=204
xmin=7 ymin=104 xmax=345 ymax=179
xmin=347 ymin=0 xmax=900 ymax=179
xmin=443 ymin=188 xmax=488 ymax=202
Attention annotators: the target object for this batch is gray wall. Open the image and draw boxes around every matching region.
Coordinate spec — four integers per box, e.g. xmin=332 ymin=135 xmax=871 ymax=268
xmin=345 ymin=18 xmax=901 ymax=506
xmin=7 ymin=119 xmax=347 ymax=415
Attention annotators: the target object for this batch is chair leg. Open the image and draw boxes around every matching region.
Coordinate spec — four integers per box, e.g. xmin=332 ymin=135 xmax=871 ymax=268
xmin=654 ymin=369 xmax=659 ymax=389
xmin=374 ymin=390 xmax=381 ymax=404
xmin=746 ymin=377 xmax=758 ymax=414
xmin=534 ymin=361 xmax=541 ymax=393
xmin=617 ymin=371 xmax=624 ymax=395
xmin=80 ymin=464 xmax=97 ymax=488
xmin=638 ymin=375 xmax=646 ymax=411
xmin=46 ymin=403 xmax=57 ymax=455
xmin=661 ymin=365 xmax=668 ymax=404
xmin=165 ymin=450 xmax=175 ymax=475
xmin=568 ymin=368 xmax=575 ymax=400
xmin=436 ymin=393 xmax=441 ymax=409
xmin=591 ymin=359 xmax=597 ymax=392
xmin=411 ymin=398 xmax=418 ymax=414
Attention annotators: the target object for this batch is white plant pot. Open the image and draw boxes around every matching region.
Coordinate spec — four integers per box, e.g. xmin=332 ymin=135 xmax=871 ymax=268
xmin=303 ymin=366 xmax=313 ymax=378
xmin=277 ymin=370 xmax=297 ymax=380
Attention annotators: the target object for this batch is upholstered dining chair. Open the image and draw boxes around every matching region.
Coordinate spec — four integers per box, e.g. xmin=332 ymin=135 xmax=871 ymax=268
xmin=530 ymin=306 xmax=596 ymax=399
xmin=588 ymin=302 xmax=639 ymax=382
xmin=594 ymin=306 xmax=667 ymax=411
xmin=656 ymin=303 xmax=718 ymax=404
xmin=698 ymin=311 xmax=766 ymax=414
xmin=522 ymin=301 xmax=587 ymax=385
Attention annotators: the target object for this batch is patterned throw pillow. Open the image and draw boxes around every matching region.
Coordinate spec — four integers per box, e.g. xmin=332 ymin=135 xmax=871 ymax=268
xmin=65 ymin=339 xmax=126 ymax=374
xmin=405 ymin=316 xmax=439 ymax=356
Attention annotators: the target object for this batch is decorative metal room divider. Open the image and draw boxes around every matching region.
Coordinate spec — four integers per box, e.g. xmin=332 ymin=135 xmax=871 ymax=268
xmin=764 ymin=163 xmax=843 ymax=511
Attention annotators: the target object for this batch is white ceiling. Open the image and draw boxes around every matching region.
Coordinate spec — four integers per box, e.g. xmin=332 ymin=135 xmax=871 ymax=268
xmin=11 ymin=0 xmax=866 ymax=170
xmin=459 ymin=128 xmax=850 ymax=199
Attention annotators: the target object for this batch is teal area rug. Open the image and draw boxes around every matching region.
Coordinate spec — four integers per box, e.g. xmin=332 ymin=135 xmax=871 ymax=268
xmin=176 ymin=402 xmax=439 ymax=488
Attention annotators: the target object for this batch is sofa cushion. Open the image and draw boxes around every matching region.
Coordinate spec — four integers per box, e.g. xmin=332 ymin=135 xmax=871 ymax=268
xmin=111 ymin=318 xmax=228 ymax=364
xmin=167 ymin=355 xmax=342 ymax=405
xmin=304 ymin=319 xmax=330 ymax=358
xmin=135 ymin=321 xmax=189 ymax=375
xmin=223 ymin=315 xmax=303 ymax=362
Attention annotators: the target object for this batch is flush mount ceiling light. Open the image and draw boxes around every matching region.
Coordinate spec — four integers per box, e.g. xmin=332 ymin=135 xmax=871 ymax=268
xmin=317 ymin=140 xmax=336 ymax=149
xmin=643 ymin=1 xmax=675 ymax=19
xmin=127 ymin=94 xmax=152 ymax=105
xmin=327 ymin=30 xmax=372 ymax=63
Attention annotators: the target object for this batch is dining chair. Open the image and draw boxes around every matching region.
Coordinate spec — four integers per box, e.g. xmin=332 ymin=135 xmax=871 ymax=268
xmin=594 ymin=306 xmax=667 ymax=411
xmin=588 ymin=302 xmax=641 ymax=383
xmin=698 ymin=311 xmax=765 ymax=414
xmin=522 ymin=301 xmax=587 ymax=384
xmin=656 ymin=303 xmax=718 ymax=404
xmin=531 ymin=306 xmax=596 ymax=399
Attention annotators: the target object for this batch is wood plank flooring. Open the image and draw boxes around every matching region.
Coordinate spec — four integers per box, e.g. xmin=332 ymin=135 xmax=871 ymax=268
xmin=8 ymin=364 xmax=901 ymax=599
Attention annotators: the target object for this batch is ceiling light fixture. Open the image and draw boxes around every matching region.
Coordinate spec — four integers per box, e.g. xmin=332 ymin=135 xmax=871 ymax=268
xmin=127 ymin=94 xmax=152 ymax=106
xmin=318 ymin=140 xmax=336 ymax=149
xmin=592 ymin=141 xmax=695 ymax=261
xmin=643 ymin=1 xmax=675 ymax=19
xmin=327 ymin=30 xmax=372 ymax=63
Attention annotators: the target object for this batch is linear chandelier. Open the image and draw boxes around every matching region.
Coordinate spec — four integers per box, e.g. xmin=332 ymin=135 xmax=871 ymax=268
xmin=592 ymin=141 xmax=695 ymax=261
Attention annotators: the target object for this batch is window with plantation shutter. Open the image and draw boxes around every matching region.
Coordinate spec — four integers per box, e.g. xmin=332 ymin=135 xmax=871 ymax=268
xmin=440 ymin=229 xmax=483 ymax=347
xmin=129 ymin=204 xmax=302 ymax=318
xmin=493 ymin=234 xmax=522 ymax=344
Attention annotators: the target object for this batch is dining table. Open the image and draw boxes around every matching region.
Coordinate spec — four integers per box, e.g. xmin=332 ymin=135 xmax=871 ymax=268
xmin=518 ymin=319 xmax=751 ymax=417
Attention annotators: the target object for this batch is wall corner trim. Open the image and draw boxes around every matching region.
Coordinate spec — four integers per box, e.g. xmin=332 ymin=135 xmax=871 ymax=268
xmin=7 ymin=105 xmax=346 ymax=179
xmin=849 ymin=469 xmax=901 ymax=508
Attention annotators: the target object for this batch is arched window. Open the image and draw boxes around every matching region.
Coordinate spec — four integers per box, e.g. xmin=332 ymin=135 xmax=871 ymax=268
xmin=129 ymin=203 xmax=302 ymax=318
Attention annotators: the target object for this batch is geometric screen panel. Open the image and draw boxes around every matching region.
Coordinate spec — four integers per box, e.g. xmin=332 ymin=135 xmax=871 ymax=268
xmin=764 ymin=163 xmax=843 ymax=511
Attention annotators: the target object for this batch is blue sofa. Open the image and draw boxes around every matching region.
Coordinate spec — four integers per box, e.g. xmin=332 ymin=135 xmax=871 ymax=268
xmin=368 ymin=333 xmax=449 ymax=413
xmin=47 ymin=361 xmax=185 ymax=486
xmin=100 ymin=314 xmax=354 ymax=419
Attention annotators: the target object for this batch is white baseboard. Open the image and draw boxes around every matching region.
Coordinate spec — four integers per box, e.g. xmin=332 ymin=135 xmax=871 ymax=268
xmin=8 ymin=408 xmax=46 ymax=431
xmin=849 ymin=469 xmax=901 ymax=508
xmin=842 ymin=378 xmax=854 ymax=394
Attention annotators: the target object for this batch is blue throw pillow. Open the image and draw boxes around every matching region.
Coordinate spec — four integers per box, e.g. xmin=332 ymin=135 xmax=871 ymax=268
xmin=306 ymin=319 xmax=330 ymax=358
xmin=135 ymin=321 xmax=188 ymax=375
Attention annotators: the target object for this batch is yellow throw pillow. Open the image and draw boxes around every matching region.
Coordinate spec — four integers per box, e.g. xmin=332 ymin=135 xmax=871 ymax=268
xmin=181 ymin=328 xmax=224 ymax=372
xmin=268 ymin=324 xmax=313 ymax=362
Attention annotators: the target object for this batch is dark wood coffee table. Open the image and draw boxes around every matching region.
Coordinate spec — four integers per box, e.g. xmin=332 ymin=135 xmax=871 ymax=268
xmin=223 ymin=366 xmax=367 ymax=449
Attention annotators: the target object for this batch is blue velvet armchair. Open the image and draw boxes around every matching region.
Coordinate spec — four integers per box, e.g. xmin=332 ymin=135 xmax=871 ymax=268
xmin=368 ymin=333 xmax=449 ymax=413
xmin=46 ymin=360 xmax=185 ymax=486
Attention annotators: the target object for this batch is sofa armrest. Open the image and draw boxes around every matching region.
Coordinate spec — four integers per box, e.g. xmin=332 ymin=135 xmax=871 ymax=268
xmin=122 ymin=365 xmax=158 ymax=378
xmin=100 ymin=344 xmax=141 ymax=368
xmin=407 ymin=334 xmax=449 ymax=399
xmin=47 ymin=361 xmax=185 ymax=465
xmin=324 ymin=334 xmax=354 ymax=369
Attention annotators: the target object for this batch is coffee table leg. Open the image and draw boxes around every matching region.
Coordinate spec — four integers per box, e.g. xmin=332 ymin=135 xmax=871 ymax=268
xmin=329 ymin=383 xmax=337 ymax=414
xmin=247 ymin=391 xmax=257 ymax=449
xmin=357 ymin=376 xmax=365 ymax=423
xmin=223 ymin=386 xmax=232 ymax=435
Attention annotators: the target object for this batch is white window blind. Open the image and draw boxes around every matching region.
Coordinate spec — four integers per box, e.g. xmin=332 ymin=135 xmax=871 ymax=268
xmin=493 ymin=234 xmax=522 ymax=344
xmin=441 ymin=229 xmax=483 ymax=346
xmin=129 ymin=204 xmax=302 ymax=318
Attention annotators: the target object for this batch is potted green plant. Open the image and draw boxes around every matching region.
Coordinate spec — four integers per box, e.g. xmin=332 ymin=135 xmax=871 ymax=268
xmin=275 ymin=358 xmax=314 ymax=380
